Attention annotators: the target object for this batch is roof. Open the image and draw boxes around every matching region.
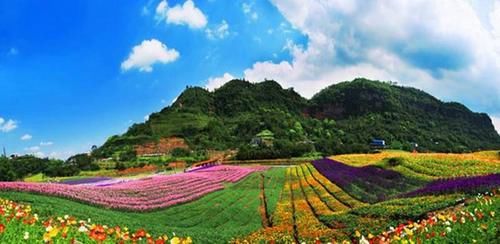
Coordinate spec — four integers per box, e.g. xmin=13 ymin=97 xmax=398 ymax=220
xmin=370 ymin=139 xmax=386 ymax=146
xmin=256 ymin=129 xmax=274 ymax=139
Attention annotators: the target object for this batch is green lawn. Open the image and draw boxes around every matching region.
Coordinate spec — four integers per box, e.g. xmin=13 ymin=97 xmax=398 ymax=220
xmin=0 ymin=168 xmax=287 ymax=243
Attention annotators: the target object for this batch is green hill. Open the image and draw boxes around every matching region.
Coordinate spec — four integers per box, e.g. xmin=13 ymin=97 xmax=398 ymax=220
xmin=308 ymin=79 xmax=500 ymax=152
xmin=92 ymin=78 xmax=500 ymax=159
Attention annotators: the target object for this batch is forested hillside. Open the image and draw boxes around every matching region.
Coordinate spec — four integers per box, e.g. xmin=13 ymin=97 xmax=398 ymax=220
xmin=92 ymin=78 xmax=500 ymax=159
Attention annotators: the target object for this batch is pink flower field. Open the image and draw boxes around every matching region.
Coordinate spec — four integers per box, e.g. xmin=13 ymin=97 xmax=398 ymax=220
xmin=0 ymin=165 xmax=268 ymax=211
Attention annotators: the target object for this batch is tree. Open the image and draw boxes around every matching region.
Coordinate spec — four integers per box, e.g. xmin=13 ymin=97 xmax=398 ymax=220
xmin=66 ymin=154 xmax=99 ymax=171
xmin=11 ymin=155 xmax=47 ymax=177
xmin=43 ymin=160 xmax=80 ymax=177
xmin=118 ymin=146 xmax=136 ymax=162
xmin=171 ymin=147 xmax=190 ymax=157
xmin=115 ymin=162 xmax=126 ymax=170
xmin=0 ymin=157 xmax=16 ymax=181
xmin=390 ymin=140 xmax=403 ymax=150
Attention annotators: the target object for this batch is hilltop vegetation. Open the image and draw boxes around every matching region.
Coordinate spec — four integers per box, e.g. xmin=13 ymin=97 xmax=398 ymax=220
xmin=309 ymin=80 xmax=499 ymax=152
xmin=93 ymin=78 xmax=500 ymax=159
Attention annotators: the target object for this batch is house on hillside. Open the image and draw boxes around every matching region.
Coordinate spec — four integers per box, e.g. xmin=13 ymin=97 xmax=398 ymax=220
xmin=251 ymin=129 xmax=275 ymax=146
xmin=370 ymin=139 xmax=386 ymax=150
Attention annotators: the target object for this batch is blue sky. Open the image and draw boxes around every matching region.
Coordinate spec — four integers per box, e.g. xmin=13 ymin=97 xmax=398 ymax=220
xmin=1 ymin=0 xmax=499 ymax=159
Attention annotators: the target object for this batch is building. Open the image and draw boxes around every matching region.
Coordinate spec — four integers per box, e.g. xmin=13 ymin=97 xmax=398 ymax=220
xmin=370 ymin=139 xmax=386 ymax=150
xmin=251 ymin=129 xmax=275 ymax=146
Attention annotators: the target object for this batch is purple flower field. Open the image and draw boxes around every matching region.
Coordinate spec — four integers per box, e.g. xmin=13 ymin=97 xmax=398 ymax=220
xmin=312 ymin=158 xmax=425 ymax=203
xmin=60 ymin=177 xmax=112 ymax=185
xmin=404 ymin=173 xmax=500 ymax=197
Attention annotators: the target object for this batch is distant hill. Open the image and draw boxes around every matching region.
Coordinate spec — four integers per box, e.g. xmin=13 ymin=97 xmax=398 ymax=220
xmin=92 ymin=78 xmax=500 ymax=159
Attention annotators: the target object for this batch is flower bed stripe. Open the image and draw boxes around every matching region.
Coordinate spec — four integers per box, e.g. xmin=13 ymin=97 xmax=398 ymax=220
xmin=304 ymin=163 xmax=366 ymax=208
xmin=299 ymin=164 xmax=350 ymax=212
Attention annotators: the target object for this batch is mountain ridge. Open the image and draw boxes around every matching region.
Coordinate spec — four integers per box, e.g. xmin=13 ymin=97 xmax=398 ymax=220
xmin=92 ymin=78 xmax=500 ymax=159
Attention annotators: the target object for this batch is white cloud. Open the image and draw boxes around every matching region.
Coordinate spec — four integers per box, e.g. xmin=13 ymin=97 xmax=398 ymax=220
xmin=155 ymin=0 xmax=207 ymax=29
xmin=205 ymin=20 xmax=229 ymax=40
xmin=205 ymin=73 xmax=235 ymax=91
xmin=242 ymin=2 xmax=258 ymax=20
xmin=142 ymin=6 xmax=150 ymax=16
xmin=20 ymin=134 xmax=32 ymax=141
xmin=155 ymin=0 xmax=168 ymax=18
xmin=47 ymin=151 xmax=75 ymax=160
xmin=23 ymin=144 xmax=72 ymax=159
xmin=144 ymin=115 xmax=150 ymax=121
xmin=0 ymin=117 xmax=17 ymax=132
xmin=121 ymin=39 xmax=179 ymax=72
xmin=242 ymin=3 xmax=251 ymax=14
xmin=491 ymin=115 xmax=500 ymax=135
xmin=251 ymin=12 xmax=259 ymax=20
xmin=490 ymin=1 xmax=500 ymax=37
xmin=240 ymin=0 xmax=500 ymax=117
xmin=25 ymin=146 xmax=40 ymax=152
xmin=40 ymin=141 xmax=53 ymax=146
xmin=8 ymin=47 xmax=18 ymax=56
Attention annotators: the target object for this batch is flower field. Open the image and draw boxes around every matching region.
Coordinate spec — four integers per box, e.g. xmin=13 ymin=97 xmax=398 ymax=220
xmin=369 ymin=190 xmax=498 ymax=243
xmin=0 ymin=165 xmax=267 ymax=211
xmin=1 ymin=151 xmax=499 ymax=243
xmin=0 ymin=198 xmax=192 ymax=243
xmin=333 ymin=150 xmax=500 ymax=180
xmin=405 ymin=173 xmax=500 ymax=197
xmin=312 ymin=158 xmax=424 ymax=203
xmin=0 ymin=168 xmax=286 ymax=243
xmin=60 ymin=177 xmax=113 ymax=185
xmin=237 ymin=151 xmax=499 ymax=243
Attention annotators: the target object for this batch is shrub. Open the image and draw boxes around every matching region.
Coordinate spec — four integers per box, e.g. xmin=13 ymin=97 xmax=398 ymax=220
xmin=118 ymin=147 xmax=136 ymax=162
xmin=385 ymin=157 xmax=405 ymax=167
xmin=66 ymin=154 xmax=100 ymax=171
xmin=171 ymin=147 xmax=191 ymax=157
xmin=115 ymin=162 xmax=126 ymax=171
xmin=43 ymin=160 xmax=80 ymax=177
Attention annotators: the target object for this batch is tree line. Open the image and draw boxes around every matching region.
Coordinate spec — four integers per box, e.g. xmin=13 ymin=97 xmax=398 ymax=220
xmin=0 ymin=154 xmax=98 ymax=181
